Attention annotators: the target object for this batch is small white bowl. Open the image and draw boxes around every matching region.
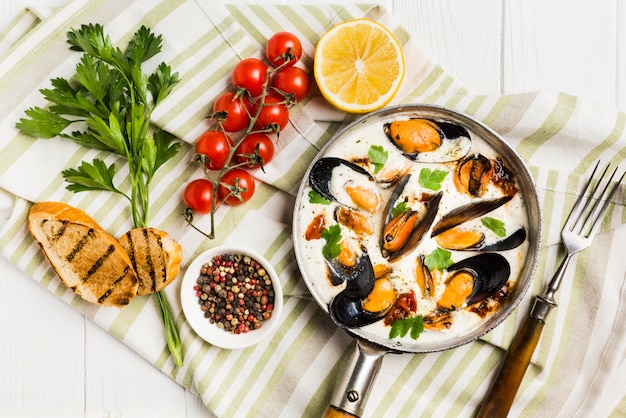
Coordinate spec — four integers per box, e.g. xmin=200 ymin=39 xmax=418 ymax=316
xmin=180 ymin=245 xmax=283 ymax=349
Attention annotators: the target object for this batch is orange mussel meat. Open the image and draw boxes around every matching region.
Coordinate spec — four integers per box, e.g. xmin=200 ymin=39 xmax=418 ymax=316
xmin=382 ymin=210 xmax=419 ymax=253
xmin=362 ymin=276 xmax=397 ymax=313
xmin=384 ymin=119 xmax=442 ymax=155
xmin=345 ymin=182 xmax=379 ymax=213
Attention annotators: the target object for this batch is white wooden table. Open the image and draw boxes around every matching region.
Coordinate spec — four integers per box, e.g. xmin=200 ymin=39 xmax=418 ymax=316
xmin=1 ymin=1 xmax=623 ymax=417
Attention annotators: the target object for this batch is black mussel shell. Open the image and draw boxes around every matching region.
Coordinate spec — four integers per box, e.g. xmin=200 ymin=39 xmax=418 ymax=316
xmin=326 ymin=247 xmax=375 ymax=297
xmin=327 ymin=249 xmax=385 ymax=328
xmin=482 ymin=227 xmax=526 ymax=251
xmin=431 ymin=195 xmax=513 ymax=237
xmin=447 ymin=253 xmax=511 ymax=305
xmin=328 ymin=292 xmax=387 ymax=328
xmin=309 ymin=157 xmax=374 ymax=203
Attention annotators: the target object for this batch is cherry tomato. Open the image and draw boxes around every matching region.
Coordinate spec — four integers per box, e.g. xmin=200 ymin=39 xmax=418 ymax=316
xmin=235 ymin=133 xmax=275 ymax=169
xmin=232 ymin=58 xmax=267 ymax=97
xmin=271 ymin=67 xmax=311 ymax=102
xmin=183 ymin=178 xmax=214 ymax=214
xmin=194 ymin=130 xmax=233 ymax=170
xmin=253 ymin=95 xmax=289 ymax=132
xmin=266 ymin=32 xmax=302 ymax=67
xmin=218 ymin=168 xmax=256 ymax=205
xmin=212 ymin=91 xmax=251 ymax=132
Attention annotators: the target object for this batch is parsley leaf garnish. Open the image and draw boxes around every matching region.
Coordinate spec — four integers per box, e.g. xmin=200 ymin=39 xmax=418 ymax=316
xmin=389 ymin=315 xmax=424 ymax=339
xmin=418 ymin=168 xmax=448 ymax=191
xmin=424 ymin=247 xmax=454 ymax=271
xmin=308 ymin=190 xmax=331 ymax=205
xmin=391 ymin=201 xmax=410 ymax=218
xmin=321 ymin=224 xmax=342 ymax=259
xmin=368 ymin=145 xmax=388 ymax=174
xmin=482 ymin=217 xmax=507 ymax=237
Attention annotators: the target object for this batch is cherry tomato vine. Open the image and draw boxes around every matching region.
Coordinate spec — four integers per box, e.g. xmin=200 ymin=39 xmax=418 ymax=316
xmin=184 ymin=32 xmax=310 ymax=239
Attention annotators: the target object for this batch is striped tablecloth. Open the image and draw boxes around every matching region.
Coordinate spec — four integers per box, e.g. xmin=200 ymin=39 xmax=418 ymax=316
xmin=1 ymin=0 xmax=625 ymax=416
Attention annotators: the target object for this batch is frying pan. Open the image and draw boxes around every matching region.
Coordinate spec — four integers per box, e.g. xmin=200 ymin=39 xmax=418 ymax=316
xmin=292 ymin=104 xmax=542 ymax=417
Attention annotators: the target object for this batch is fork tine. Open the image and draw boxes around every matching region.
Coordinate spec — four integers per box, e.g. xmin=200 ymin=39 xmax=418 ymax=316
xmin=572 ymin=163 xmax=615 ymax=234
xmin=585 ymin=168 xmax=625 ymax=238
xmin=565 ymin=160 xmax=602 ymax=230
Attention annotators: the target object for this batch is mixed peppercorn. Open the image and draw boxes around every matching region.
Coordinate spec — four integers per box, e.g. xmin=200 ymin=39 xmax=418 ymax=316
xmin=194 ymin=253 xmax=275 ymax=334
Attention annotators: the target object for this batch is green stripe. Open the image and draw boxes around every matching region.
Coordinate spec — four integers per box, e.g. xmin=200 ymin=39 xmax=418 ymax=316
xmin=573 ymin=111 xmax=626 ymax=175
xmin=611 ymin=395 xmax=626 ymax=417
xmin=204 ymin=296 xmax=312 ymax=412
xmin=303 ymin=339 xmax=354 ymax=417
xmin=0 ymin=10 xmax=41 ymax=60
xmin=108 ymin=296 xmax=150 ymax=339
xmin=463 ymin=95 xmax=488 ymax=116
xmin=397 ymin=350 xmax=449 ymax=416
xmin=520 ymin=169 xmax=579 ymax=416
xmin=424 ymin=74 xmax=456 ymax=104
xmin=482 ymin=95 xmax=513 ymax=128
xmin=406 ymin=66 xmax=444 ymax=99
xmin=444 ymin=88 xmax=469 ymax=110
xmin=242 ymin=304 xmax=335 ymax=417
xmin=516 ymin=93 xmax=577 ymax=162
xmin=154 ymin=33 xmax=248 ymax=134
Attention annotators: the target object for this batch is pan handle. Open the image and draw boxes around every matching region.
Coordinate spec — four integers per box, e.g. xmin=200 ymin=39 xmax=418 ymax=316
xmin=323 ymin=338 xmax=389 ymax=418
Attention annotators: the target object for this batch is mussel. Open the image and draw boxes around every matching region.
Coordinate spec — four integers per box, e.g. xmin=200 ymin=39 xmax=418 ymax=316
xmin=326 ymin=243 xmax=370 ymax=287
xmin=415 ymin=254 xmax=435 ymax=298
xmin=481 ymin=227 xmax=527 ymax=251
xmin=437 ymin=253 xmax=511 ymax=310
xmin=434 ymin=227 xmax=485 ymax=251
xmin=430 ymin=195 xmax=512 ymax=237
xmin=349 ymin=155 xmax=411 ymax=188
xmin=383 ymin=118 xmax=472 ymax=163
xmin=328 ymin=248 xmax=392 ymax=328
xmin=381 ymin=174 xmax=443 ymax=260
xmin=309 ymin=157 xmax=377 ymax=210
xmin=435 ymin=226 xmax=527 ymax=251
xmin=454 ymin=154 xmax=493 ymax=197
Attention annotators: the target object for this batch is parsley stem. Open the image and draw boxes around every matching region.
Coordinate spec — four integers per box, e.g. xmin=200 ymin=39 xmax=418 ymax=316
xmin=154 ymin=290 xmax=183 ymax=367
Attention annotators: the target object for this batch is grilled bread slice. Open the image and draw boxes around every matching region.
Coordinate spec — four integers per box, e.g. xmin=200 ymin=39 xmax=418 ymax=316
xmin=118 ymin=227 xmax=182 ymax=295
xmin=28 ymin=201 xmax=139 ymax=307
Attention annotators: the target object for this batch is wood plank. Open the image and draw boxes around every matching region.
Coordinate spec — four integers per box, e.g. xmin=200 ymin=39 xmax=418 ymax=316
xmin=616 ymin=1 xmax=626 ymax=110
xmin=0 ymin=256 xmax=85 ymax=417
xmin=392 ymin=0 xmax=503 ymax=94
xmin=503 ymin=0 xmax=617 ymax=107
xmin=84 ymin=322 xmax=212 ymax=417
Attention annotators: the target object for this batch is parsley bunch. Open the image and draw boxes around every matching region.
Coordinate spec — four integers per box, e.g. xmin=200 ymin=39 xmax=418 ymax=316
xmin=17 ymin=24 xmax=183 ymax=366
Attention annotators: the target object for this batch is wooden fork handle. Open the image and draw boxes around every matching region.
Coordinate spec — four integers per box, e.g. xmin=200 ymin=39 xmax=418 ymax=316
xmin=476 ymin=297 xmax=555 ymax=418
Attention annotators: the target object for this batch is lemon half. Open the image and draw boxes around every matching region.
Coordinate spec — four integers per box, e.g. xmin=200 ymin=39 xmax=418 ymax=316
xmin=314 ymin=19 xmax=405 ymax=114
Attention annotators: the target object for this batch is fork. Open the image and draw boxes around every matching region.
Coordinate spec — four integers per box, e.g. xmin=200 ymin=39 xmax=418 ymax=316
xmin=476 ymin=161 xmax=625 ymax=418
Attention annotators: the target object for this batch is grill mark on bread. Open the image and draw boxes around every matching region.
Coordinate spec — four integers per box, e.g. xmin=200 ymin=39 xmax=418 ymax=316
xmin=117 ymin=227 xmax=180 ymax=296
xmin=141 ymin=228 xmax=157 ymax=293
xmin=97 ymin=265 xmax=133 ymax=304
xmin=124 ymin=230 xmax=138 ymax=270
xmin=41 ymin=219 xmax=69 ymax=245
xmin=66 ymin=227 xmax=95 ymax=262
xmin=82 ymin=244 xmax=115 ymax=283
xmin=154 ymin=234 xmax=167 ymax=284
